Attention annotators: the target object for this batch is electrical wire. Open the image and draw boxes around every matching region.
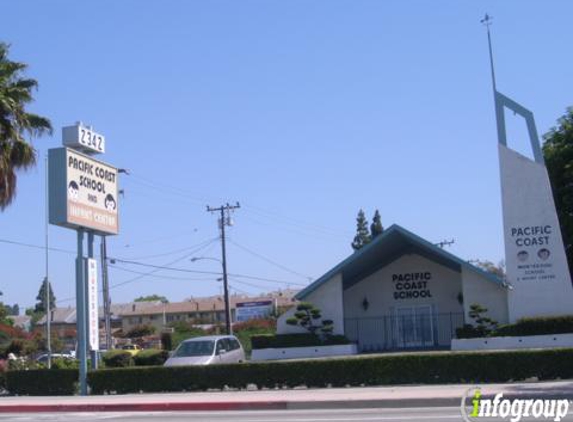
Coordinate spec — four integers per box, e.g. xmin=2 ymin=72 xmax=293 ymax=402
xmin=228 ymin=239 xmax=312 ymax=281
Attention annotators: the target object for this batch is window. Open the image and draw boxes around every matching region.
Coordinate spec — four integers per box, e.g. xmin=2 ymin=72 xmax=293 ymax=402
xmin=216 ymin=339 xmax=230 ymax=354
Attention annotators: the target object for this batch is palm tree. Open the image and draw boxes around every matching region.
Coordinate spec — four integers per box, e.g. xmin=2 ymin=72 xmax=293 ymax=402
xmin=0 ymin=42 xmax=52 ymax=210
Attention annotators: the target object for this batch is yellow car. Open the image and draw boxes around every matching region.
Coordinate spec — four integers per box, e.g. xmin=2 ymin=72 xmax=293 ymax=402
xmin=121 ymin=344 xmax=142 ymax=356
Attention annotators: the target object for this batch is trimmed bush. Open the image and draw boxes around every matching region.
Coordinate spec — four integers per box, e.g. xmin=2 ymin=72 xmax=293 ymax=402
xmin=251 ymin=333 xmax=350 ymax=350
xmin=88 ymin=348 xmax=573 ymax=395
xmin=133 ymin=349 xmax=169 ymax=366
xmin=494 ymin=316 xmax=573 ymax=337
xmin=102 ymin=350 xmax=133 ymax=368
xmin=7 ymin=369 xmax=77 ymax=395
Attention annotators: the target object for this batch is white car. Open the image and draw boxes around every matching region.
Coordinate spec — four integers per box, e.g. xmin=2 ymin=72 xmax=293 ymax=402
xmin=36 ymin=353 xmax=74 ymax=364
xmin=164 ymin=335 xmax=245 ymax=367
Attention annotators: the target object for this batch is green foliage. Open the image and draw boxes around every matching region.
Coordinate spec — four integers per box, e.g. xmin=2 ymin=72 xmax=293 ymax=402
xmin=285 ymin=302 xmax=333 ymax=336
xmin=134 ymin=294 xmax=169 ymax=304
xmin=251 ymin=333 xmax=350 ymax=349
xmin=7 ymin=369 xmax=77 ymax=396
xmin=34 ymin=281 xmax=56 ymax=314
xmin=457 ymin=304 xmax=498 ymax=339
xmin=494 ymin=316 xmax=573 ymax=337
xmin=232 ymin=318 xmax=276 ymax=357
xmin=101 ymin=350 xmax=133 ymax=368
xmin=124 ymin=324 xmax=156 ymax=338
xmin=169 ymin=322 xmax=208 ymax=349
xmin=474 ymin=260 xmax=506 ymax=279
xmin=0 ymin=42 xmax=53 ymax=210
xmin=133 ymin=349 xmax=169 ymax=366
xmin=370 ymin=209 xmax=384 ymax=239
xmin=351 ymin=209 xmax=371 ymax=251
xmin=543 ymin=107 xmax=573 ymax=279
xmin=88 ymin=349 xmax=573 ymax=395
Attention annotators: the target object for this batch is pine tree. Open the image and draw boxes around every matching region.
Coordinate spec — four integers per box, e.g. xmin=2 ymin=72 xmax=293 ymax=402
xmin=370 ymin=209 xmax=384 ymax=239
xmin=351 ymin=209 xmax=371 ymax=251
xmin=34 ymin=281 xmax=56 ymax=314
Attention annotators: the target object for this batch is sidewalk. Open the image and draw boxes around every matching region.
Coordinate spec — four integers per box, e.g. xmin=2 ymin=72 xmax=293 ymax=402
xmin=0 ymin=380 xmax=571 ymax=413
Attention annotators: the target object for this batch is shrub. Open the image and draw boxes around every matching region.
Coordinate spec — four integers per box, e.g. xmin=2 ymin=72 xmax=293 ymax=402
xmin=125 ymin=324 xmax=156 ymax=339
xmin=102 ymin=350 xmax=133 ymax=368
xmin=233 ymin=318 xmax=276 ymax=357
xmin=133 ymin=349 xmax=169 ymax=366
xmin=285 ymin=302 xmax=333 ymax=336
xmin=7 ymin=369 xmax=77 ymax=396
xmin=494 ymin=316 xmax=573 ymax=337
xmin=88 ymin=348 xmax=573 ymax=395
xmin=251 ymin=333 xmax=350 ymax=350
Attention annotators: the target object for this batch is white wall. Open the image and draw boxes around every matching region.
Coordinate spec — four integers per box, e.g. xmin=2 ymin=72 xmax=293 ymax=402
xmin=277 ymin=273 xmax=344 ymax=335
xmin=343 ymin=254 xmax=464 ymax=319
xmin=461 ymin=267 xmax=509 ymax=325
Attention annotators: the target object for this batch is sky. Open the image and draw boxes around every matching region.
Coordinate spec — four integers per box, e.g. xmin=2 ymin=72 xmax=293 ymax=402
xmin=1 ymin=0 xmax=571 ymax=312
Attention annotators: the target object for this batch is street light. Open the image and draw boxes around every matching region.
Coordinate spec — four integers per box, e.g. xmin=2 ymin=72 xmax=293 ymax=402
xmin=189 ymin=256 xmax=232 ymax=334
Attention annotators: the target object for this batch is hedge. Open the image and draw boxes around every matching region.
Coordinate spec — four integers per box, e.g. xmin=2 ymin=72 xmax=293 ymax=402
xmin=7 ymin=369 xmax=77 ymax=396
xmin=251 ymin=334 xmax=350 ymax=350
xmin=494 ymin=316 xmax=573 ymax=337
xmin=88 ymin=348 xmax=573 ymax=395
xmin=102 ymin=350 xmax=133 ymax=368
xmin=133 ymin=349 xmax=169 ymax=366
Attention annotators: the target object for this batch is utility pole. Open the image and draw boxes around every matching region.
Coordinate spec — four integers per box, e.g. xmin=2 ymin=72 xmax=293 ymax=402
xmin=44 ymin=155 xmax=51 ymax=369
xmin=100 ymin=237 xmax=112 ymax=350
xmin=207 ymin=202 xmax=240 ymax=335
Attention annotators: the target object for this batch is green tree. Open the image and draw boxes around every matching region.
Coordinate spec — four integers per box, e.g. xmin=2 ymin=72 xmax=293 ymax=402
xmin=474 ymin=259 xmax=506 ymax=279
xmin=285 ymin=302 xmax=334 ymax=336
xmin=34 ymin=280 xmax=56 ymax=314
xmin=134 ymin=294 xmax=169 ymax=304
xmin=543 ymin=107 xmax=573 ymax=279
xmin=0 ymin=43 xmax=52 ymax=209
xmin=370 ymin=209 xmax=384 ymax=239
xmin=351 ymin=209 xmax=371 ymax=251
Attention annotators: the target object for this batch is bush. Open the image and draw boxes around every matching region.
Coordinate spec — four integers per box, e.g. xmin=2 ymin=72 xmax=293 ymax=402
xmin=233 ymin=318 xmax=276 ymax=357
xmin=125 ymin=324 xmax=156 ymax=339
xmin=458 ymin=315 xmax=573 ymax=339
xmin=88 ymin=348 xmax=573 ymax=394
xmin=7 ymin=369 xmax=77 ymax=395
xmin=161 ymin=332 xmax=173 ymax=351
xmin=133 ymin=349 xmax=169 ymax=366
xmin=494 ymin=316 xmax=573 ymax=337
xmin=251 ymin=333 xmax=350 ymax=350
xmin=102 ymin=350 xmax=133 ymax=368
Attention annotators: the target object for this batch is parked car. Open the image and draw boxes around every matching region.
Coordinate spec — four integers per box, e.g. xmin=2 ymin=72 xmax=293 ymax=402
xmin=164 ymin=335 xmax=245 ymax=367
xmin=121 ymin=344 xmax=142 ymax=356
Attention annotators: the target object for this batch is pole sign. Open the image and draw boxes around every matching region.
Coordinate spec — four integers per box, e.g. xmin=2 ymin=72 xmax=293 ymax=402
xmin=87 ymin=258 xmax=99 ymax=351
xmin=62 ymin=123 xmax=105 ymax=155
xmin=235 ymin=300 xmax=274 ymax=322
xmin=49 ymin=147 xmax=119 ymax=235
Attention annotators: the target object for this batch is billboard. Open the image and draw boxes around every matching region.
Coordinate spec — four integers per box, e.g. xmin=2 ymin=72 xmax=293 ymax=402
xmin=49 ymin=147 xmax=119 ymax=235
xmin=235 ymin=300 xmax=274 ymax=322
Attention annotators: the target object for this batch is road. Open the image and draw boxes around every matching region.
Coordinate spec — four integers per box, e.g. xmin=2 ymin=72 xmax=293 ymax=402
xmin=0 ymin=407 xmax=570 ymax=422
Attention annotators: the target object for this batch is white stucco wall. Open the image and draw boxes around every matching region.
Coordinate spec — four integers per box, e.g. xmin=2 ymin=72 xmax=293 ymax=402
xmin=277 ymin=273 xmax=344 ymax=335
xmin=343 ymin=254 xmax=464 ymax=319
xmin=461 ymin=267 xmax=509 ymax=325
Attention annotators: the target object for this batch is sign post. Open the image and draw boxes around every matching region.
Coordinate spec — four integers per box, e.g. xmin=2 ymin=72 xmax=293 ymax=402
xmin=49 ymin=123 xmax=118 ymax=395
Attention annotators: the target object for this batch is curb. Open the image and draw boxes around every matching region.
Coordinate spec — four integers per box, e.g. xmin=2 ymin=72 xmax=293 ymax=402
xmin=0 ymin=401 xmax=287 ymax=413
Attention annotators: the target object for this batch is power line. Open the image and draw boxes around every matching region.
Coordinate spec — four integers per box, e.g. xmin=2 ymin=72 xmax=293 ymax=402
xmin=228 ymin=239 xmax=312 ymax=281
xmin=0 ymin=238 xmax=75 ymax=255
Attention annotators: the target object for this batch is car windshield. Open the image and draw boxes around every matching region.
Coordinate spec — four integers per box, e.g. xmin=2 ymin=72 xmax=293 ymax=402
xmin=173 ymin=340 xmax=215 ymax=357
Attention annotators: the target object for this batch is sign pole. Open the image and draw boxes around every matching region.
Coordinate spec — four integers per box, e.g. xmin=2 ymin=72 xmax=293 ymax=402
xmin=75 ymin=229 xmax=87 ymax=395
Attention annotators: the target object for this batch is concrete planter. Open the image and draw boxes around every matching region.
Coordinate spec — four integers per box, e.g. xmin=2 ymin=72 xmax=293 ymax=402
xmin=451 ymin=333 xmax=573 ymax=351
xmin=250 ymin=344 xmax=358 ymax=361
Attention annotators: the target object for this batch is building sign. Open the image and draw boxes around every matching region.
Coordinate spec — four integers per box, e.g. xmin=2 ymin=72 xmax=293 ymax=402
xmin=49 ymin=147 xmax=119 ymax=235
xmin=63 ymin=123 xmax=105 ymax=155
xmin=392 ymin=272 xmax=432 ymax=300
xmin=87 ymin=258 xmax=99 ymax=351
xmin=510 ymin=225 xmax=556 ymax=282
xmin=236 ymin=300 xmax=274 ymax=322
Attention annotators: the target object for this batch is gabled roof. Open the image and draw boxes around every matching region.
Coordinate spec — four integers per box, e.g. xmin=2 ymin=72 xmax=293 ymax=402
xmin=296 ymin=224 xmax=504 ymax=300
